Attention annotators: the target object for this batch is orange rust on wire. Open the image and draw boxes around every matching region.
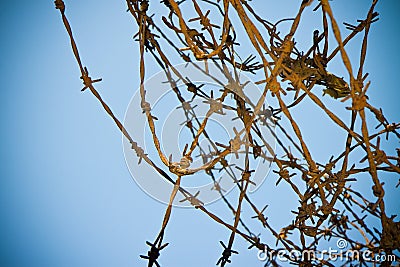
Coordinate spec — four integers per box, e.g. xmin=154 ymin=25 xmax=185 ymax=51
xmin=56 ymin=0 xmax=400 ymax=265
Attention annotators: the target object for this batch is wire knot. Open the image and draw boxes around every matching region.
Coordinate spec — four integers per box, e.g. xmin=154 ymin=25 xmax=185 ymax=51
xmin=350 ymin=94 xmax=368 ymax=111
xmin=268 ymin=78 xmax=282 ymax=96
xmin=80 ymin=67 xmax=102 ymax=91
xmin=54 ymin=0 xmax=65 ymax=13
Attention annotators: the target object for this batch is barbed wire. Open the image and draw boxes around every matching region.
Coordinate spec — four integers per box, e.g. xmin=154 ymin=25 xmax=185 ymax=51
xmin=55 ymin=0 xmax=399 ymax=266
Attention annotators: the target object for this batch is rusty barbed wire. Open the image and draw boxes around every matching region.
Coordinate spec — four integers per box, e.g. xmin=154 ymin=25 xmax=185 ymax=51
xmin=55 ymin=0 xmax=399 ymax=266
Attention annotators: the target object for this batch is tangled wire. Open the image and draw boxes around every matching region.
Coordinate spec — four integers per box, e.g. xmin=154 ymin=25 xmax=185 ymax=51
xmin=55 ymin=0 xmax=399 ymax=266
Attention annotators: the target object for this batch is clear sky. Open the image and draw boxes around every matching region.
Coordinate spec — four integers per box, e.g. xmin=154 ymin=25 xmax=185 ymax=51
xmin=0 ymin=1 xmax=399 ymax=267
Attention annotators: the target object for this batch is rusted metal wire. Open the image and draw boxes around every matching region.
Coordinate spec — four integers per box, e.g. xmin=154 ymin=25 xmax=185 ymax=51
xmin=55 ymin=0 xmax=399 ymax=266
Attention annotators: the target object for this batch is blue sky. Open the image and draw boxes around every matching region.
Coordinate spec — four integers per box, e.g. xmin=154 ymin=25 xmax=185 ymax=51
xmin=0 ymin=1 xmax=399 ymax=267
